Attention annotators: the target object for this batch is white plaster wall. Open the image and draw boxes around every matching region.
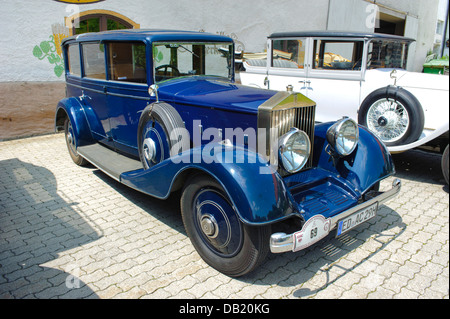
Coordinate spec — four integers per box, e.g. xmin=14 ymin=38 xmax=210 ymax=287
xmin=327 ymin=0 xmax=375 ymax=32
xmin=0 ymin=0 xmax=69 ymax=82
xmin=0 ymin=0 xmax=442 ymax=81
xmin=0 ymin=0 xmax=330 ymax=82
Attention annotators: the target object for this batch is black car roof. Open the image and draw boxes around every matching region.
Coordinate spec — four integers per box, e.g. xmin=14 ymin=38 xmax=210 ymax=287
xmin=268 ymin=30 xmax=415 ymax=42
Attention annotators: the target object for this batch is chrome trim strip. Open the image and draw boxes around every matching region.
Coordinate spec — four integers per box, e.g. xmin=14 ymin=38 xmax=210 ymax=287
xmin=270 ymin=178 xmax=402 ymax=253
xmin=66 ymin=82 xmax=151 ymax=101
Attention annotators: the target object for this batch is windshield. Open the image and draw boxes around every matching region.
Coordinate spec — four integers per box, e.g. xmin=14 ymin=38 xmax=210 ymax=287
xmin=153 ymin=42 xmax=234 ymax=83
xmin=368 ymin=40 xmax=410 ymax=70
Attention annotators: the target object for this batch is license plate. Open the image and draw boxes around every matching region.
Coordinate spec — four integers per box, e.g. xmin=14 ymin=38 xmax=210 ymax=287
xmin=293 ymin=215 xmax=331 ymax=252
xmin=336 ymin=202 xmax=378 ymax=237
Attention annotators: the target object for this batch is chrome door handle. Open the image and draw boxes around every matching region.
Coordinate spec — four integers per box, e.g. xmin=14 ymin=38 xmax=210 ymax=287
xmin=80 ymin=91 xmax=92 ymax=101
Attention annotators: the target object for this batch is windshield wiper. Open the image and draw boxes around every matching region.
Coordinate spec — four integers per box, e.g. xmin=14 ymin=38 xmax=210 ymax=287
xmin=178 ymin=44 xmax=199 ymax=58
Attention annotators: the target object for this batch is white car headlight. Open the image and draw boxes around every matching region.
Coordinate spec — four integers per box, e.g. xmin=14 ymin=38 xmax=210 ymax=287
xmin=278 ymin=128 xmax=311 ymax=173
xmin=326 ymin=118 xmax=359 ymax=157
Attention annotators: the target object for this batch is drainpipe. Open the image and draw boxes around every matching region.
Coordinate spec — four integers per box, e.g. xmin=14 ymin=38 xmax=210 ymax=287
xmin=441 ymin=0 xmax=449 ymax=58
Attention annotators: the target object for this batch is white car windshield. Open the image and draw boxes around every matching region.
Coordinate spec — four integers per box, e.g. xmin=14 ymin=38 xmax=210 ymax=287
xmin=153 ymin=42 xmax=234 ymax=83
xmin=368 ymin=40 xmax=409 ymax=70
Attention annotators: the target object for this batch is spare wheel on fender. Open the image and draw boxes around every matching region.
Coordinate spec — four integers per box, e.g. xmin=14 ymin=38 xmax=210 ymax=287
xmin=137 ymin=102 xmax=190 ymax=169
xmin=358 ymin=86 xmax=425 ymax=147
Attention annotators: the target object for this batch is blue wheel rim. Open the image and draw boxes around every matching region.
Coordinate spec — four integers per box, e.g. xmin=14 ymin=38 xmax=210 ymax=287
xmin=193 ymin=189 xmax=243 ymax=257
xmin=66 ymin=120 xmax=77 ymax=154
xmin=141 ymin=119 xmax=170 ymax=168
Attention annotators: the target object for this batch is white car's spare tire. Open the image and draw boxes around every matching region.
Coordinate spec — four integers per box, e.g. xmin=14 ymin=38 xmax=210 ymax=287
xmin=358 ymin=86 xmax=425 ymax=147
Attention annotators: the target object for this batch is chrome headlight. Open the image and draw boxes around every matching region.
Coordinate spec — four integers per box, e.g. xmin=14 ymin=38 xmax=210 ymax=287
xmin=326 ymin=118 xmax=359 ymax=157
xmin=278 ymin=128 xmax=311 ymax=173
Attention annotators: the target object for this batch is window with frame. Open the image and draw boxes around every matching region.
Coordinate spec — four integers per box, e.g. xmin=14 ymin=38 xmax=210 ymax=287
xmin=313 ymin=40 xmax=364 ymax=71
xmin=74 ymin=15 xmax=132 ymax=35
xmin=82 ymin=43 xmax=106 ymax=79
xmin=108 ymin=42 xmax=147 ymax=83
xmin=67 ymin=44 xmax=81 ymax=76
xmin=153 ymin=42 xmax=233 ymax=83
xmin=368 ymin=40 xmax=409 ymax=69
xmin=271 ymin=39 xmax=306 ymax=69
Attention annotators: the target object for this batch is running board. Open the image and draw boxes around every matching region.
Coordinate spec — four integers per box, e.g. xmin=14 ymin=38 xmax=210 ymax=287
xmin=77 ymin=143 xmax=143 ymax=181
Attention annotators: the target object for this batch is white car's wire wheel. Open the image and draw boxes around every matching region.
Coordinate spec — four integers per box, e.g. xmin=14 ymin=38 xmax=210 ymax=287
xmin=359 ymin=86 xmax=424 ymax=147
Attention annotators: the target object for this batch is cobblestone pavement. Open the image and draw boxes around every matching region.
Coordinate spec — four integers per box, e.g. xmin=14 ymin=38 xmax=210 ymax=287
xmin=0 ymin=134 xmax=448 ymax=299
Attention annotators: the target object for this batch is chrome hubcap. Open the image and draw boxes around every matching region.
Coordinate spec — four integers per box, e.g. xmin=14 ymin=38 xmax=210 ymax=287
xmin=143 ymin=138 xmax=156 ymax=163
xmin=200 ymin=215 xmax=219 ymax=238
xmin=66 ymin=121 xmax=77 ymax=153
xmin=67 ymin=131 xmax=74 ymax=146
xmin=367 ymin=98 xmax=409 ymax=143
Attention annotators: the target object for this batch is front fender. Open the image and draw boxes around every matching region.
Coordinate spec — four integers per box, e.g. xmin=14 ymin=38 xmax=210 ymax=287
xmin=313 ymin=122 xmax=395 ymax=193
xmin=120 ymin=123 xmax=395 ymax=226
xmin=120 ymin=145 xmax=297 ymax=225
xmin=55 ymin=97 xmax=94 ymax=147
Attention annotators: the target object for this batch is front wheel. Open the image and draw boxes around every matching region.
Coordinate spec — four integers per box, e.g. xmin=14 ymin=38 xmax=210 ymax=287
xmin=442 ymin=145 xmax=449 ymax=185
xmin=181 ymin=174 xmax=270 ymax=277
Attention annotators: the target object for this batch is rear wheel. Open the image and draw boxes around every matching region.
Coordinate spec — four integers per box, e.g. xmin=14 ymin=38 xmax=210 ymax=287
xmin=181 ymin=174 xmax=270 ymax=277
xmin=64 ymin=118 xmax=88 ymax=166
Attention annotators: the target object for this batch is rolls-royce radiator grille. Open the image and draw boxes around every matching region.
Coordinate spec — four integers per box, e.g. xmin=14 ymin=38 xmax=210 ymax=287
xmin=271 ymin=105 xmax=316 ymax=170
xmin=258 ymin=91 xmax=316 ymax=174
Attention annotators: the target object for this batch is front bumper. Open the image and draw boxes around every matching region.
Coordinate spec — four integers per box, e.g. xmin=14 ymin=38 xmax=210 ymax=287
xmin=270 ymin=178 xmax=402 ymax=253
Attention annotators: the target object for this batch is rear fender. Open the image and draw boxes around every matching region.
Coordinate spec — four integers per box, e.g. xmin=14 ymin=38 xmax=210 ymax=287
xmin=55 ymin=97 xmax=94 ymax=147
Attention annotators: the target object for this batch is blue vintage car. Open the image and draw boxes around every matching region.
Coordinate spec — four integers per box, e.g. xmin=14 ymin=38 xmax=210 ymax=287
xmin=55 ymin=29 xmax=401 ymax=277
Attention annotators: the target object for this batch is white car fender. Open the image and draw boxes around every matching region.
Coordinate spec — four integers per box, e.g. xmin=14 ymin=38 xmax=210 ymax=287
xmin=361 ymin=69 xmax=449 ymax=133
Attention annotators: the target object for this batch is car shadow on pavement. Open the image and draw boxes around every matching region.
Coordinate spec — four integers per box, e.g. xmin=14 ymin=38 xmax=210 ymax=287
xmin=240 ymin=203 xmax=405 ymax=297
xmin=91 ymin=164 xmax=406 ymax=297
xmin=91 ymin=169 xmax=186 ymax=235
xmin=392 ymin=149 xmax=447 ymax=191
xmin=0 ymin=159 xmax=101 ymax=299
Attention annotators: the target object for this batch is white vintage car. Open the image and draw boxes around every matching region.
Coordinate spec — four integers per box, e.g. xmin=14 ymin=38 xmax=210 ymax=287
xmin=240 ymin=31 xmax=449 ymax=184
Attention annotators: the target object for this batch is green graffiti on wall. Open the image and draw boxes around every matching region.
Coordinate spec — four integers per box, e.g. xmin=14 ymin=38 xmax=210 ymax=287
xmin=32 ymin=35 xmax=65 ymax=78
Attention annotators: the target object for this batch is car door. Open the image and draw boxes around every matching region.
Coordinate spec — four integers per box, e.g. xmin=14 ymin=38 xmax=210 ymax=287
xmin=80 ymin=42 xmax=114 ymax=148
xmin=266 ymin=37 xmax=310 ymax=97
xmin=305 ymin=38 xmax=366 ymax=123
xmin=106 ymin=41 xmax=150 ymax=158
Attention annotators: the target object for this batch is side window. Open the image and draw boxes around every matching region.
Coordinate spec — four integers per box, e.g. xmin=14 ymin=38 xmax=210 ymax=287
xmin=313 ymin=40 xmax=364 ymax=71
xmin=82 ymin=43 xmax=106 ymax=79
xmin=272 ymin=39 xmax=306 ymax=69
xmin=108 ymin=42 xmax=147 ymax=83
xmin=67 ymin=44 xmax=81 ymax=77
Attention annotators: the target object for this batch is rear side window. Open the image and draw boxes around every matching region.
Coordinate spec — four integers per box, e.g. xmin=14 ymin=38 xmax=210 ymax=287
xmin=272 ymin=39 xmax=307 ymax=69
xmin=108 ymin=42 xmax=147 ymax=83
xmin=82 ymin=43 xmax=106 ymax=79
xmin=313 ymin=40 xmax=364 ymax=71
xmin=67 ymin=44 xmax=81 ymax=77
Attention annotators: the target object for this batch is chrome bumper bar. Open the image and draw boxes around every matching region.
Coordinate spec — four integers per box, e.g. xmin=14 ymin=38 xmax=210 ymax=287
xmin=270 ymin=178 xmax=402 ymax=254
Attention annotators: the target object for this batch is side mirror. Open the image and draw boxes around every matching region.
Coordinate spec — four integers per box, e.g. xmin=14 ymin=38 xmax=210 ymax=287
xmin=148 ymin=84 xmax=159 ymax=102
